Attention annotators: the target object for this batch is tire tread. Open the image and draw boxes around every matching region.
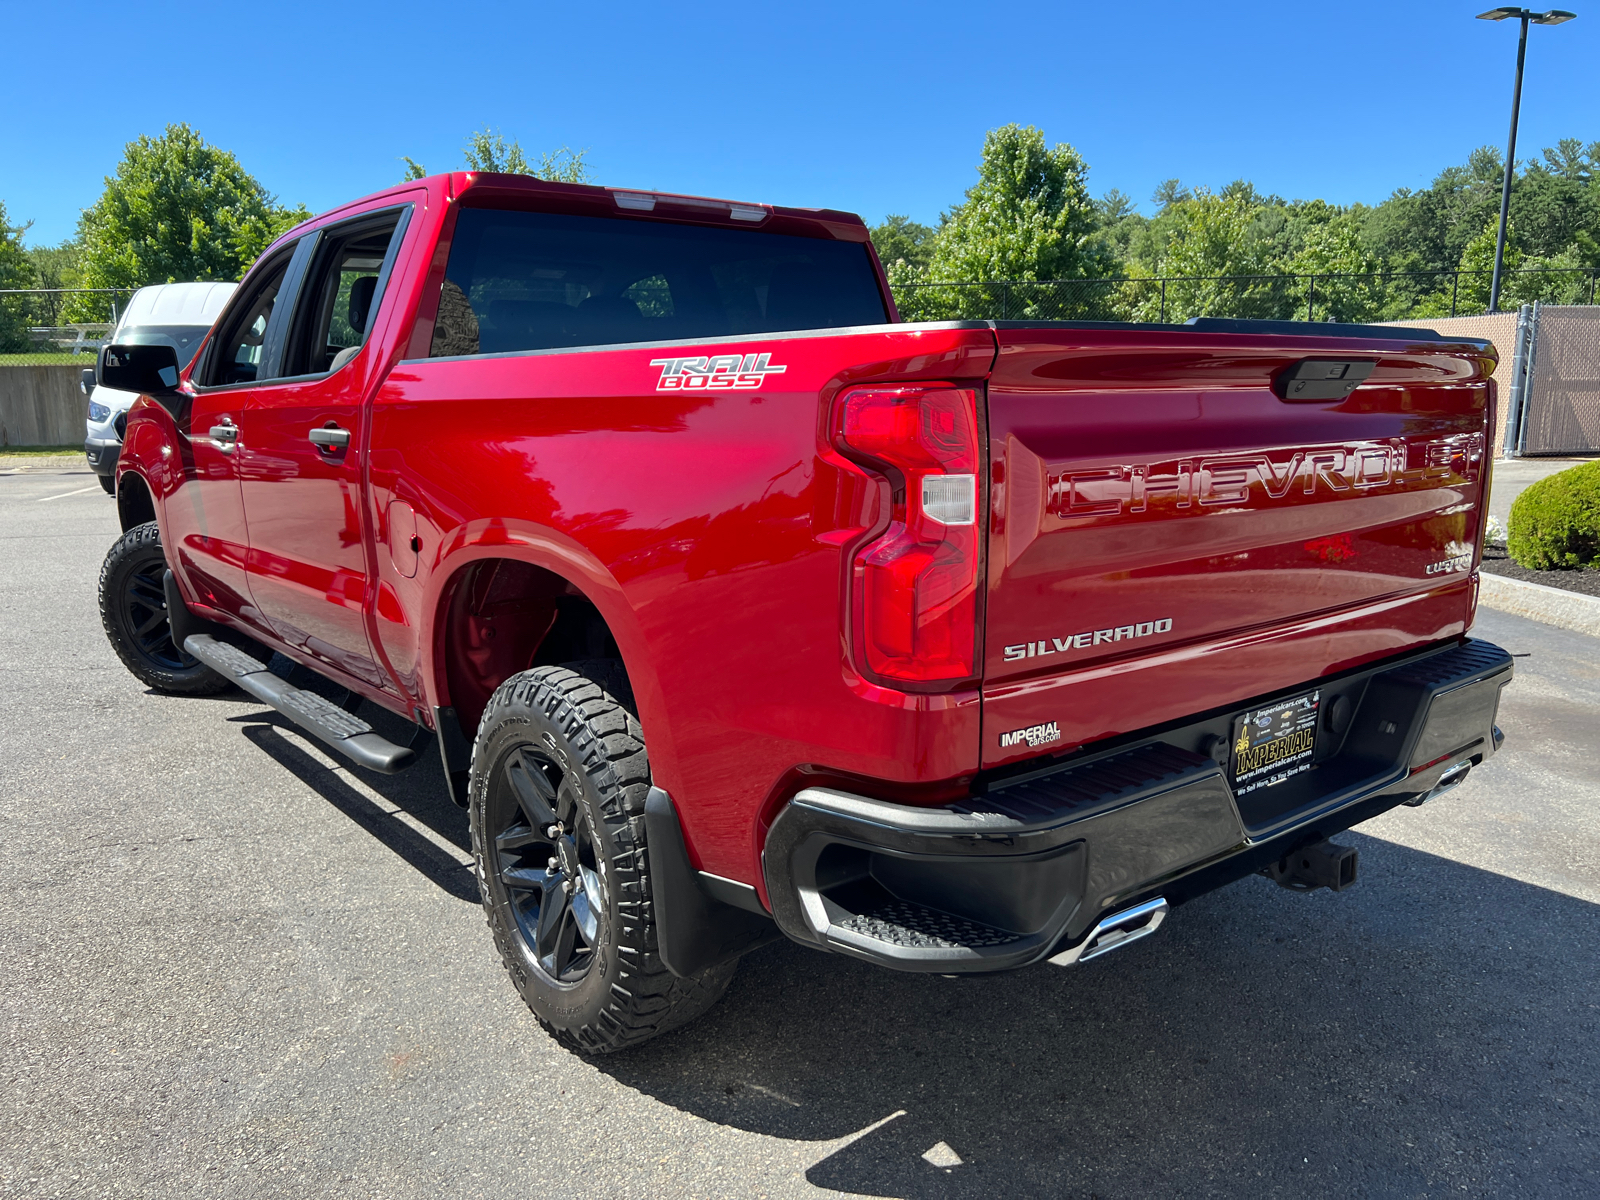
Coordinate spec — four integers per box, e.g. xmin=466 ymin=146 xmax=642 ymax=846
xmin=98 ymin=522 xmax=228 ymax=695
xmin=469 ymin=662 xmax=734 ymax=1053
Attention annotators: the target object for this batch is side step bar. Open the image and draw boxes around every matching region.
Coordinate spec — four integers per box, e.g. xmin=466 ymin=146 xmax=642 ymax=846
xmin=184 ymin=634 xmax=416 ymax=774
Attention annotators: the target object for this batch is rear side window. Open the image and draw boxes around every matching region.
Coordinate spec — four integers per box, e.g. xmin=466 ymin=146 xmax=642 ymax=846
xmin=429 ymin=208 xmax=888 ymax=357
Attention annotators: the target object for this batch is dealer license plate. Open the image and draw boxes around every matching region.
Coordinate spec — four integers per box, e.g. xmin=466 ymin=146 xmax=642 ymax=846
xmin=1230 ymin=689 xmax=1320 ymax=795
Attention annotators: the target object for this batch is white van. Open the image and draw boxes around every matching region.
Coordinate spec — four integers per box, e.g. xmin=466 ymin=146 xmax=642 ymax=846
xmin=84 ymin=282 xmax=237 ymax=492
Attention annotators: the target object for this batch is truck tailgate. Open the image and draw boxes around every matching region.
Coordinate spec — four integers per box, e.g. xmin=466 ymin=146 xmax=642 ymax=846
xmin=981 ymin=325 xmax=1494 ymax=769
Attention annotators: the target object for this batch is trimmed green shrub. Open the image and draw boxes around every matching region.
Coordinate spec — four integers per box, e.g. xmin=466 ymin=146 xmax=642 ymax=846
xmin=1507 ymin=460 xmax=1600 ymax=570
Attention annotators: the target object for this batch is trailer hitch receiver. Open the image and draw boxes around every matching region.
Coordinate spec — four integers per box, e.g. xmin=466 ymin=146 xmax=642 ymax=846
xmin=1265 ymin=840 xmax=1358 ymax=893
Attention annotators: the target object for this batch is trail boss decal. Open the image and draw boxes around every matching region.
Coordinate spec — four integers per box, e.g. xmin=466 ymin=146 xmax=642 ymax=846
xmin=1004 ymin=618 xmax=1173 ymax=662
xmin=650 ymin=353 xmax=787 ymax=391
xmin=999 ymin=721 xmax=1062 ymax=749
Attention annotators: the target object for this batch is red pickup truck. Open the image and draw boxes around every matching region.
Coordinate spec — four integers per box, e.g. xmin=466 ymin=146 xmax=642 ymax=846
xmin=96 ymin=172 xmax=1512 ymax=1053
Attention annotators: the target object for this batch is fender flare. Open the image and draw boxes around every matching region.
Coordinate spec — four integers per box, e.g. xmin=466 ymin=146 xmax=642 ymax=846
xmin=418 ymin=518 xmax=685 ymax=798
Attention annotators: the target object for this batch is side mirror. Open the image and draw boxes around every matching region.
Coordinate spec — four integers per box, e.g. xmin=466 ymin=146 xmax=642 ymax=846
xmin=98 ymin=343 xmax=182 ymax=398
xmin=79 ymin=368 xmax=98 ymax=396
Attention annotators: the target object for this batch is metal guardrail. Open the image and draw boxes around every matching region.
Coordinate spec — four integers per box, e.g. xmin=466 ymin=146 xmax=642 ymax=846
xmin=27 ymin=324 xmax=114 ymax=355
xmin=0 ymin=289 xmax=135 ymax=364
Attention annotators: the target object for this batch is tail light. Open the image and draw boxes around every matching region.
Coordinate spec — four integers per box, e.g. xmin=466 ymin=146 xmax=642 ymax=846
xmin=834 ymin=384 xmax=982 ymax=685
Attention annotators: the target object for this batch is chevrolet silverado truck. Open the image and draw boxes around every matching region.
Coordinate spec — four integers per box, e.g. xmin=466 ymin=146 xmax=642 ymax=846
xmin=95 ymin=171 xmax=1512 ymax=1053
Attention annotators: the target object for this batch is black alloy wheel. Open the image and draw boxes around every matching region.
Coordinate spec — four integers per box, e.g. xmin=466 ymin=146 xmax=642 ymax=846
xmin=489 ymin=746 xmax=608 ymax=983
xmin=98 ymin=521 xmax=227 ymax=694
xmin=469 ymin=664 xmax=737 ymax=1053
xmin=125 ymin=558 xmax=186 ymax=671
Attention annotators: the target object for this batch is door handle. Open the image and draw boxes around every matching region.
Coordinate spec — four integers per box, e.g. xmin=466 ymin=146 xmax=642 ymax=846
xmin=209 ymin=419 xmax=239 ymax=452
xmin=309 ymin=424 xmax=351 ymax=450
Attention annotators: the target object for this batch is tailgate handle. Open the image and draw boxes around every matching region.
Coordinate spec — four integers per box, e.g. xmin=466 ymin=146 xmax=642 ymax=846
xmin=1273 ymin=358 xmax=1376 ymax=401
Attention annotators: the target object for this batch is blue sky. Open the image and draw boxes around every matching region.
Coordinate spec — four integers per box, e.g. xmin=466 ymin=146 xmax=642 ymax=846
xmin=4 ymin=0 xmax=1596 ymax=246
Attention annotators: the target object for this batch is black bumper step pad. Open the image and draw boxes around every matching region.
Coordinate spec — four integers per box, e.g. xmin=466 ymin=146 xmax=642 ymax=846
xmin=1381 ymin=637 xmax=1515 ymax=693
xmin=835 ymin=901 xmax=1023 ymax=950
xmin=969 ymin=742 xmax=1215 ymax=825
xmin=183 ymin=634 xmax=416 ymax=774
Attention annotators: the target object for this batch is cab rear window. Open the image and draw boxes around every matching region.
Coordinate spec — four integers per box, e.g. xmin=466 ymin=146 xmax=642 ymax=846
xmin=429 ymin=208 xmax=888 ymax=357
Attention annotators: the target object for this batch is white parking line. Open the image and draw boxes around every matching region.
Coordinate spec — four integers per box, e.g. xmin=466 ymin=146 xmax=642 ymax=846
xmin=34 ymin=485 xmax=102 ymax=502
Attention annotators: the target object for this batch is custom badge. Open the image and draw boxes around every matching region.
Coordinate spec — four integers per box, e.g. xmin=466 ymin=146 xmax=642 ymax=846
xmin=650 ymin=353 xmax=787 ymax=391
xmin=1231 ymin=691 xmax=1320 ymax=795
xmin=999 ymin=721 xmax=1062 ymax=750
xmin=1425 ymin=552 xmax=1473 ymax=576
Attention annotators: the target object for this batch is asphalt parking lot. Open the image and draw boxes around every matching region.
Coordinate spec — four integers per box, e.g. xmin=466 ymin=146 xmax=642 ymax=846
xmin=2 ymin=466 xmax=1597 ymax=1199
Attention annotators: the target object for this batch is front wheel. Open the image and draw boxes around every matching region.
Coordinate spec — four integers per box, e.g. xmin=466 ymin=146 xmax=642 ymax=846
xmin=469 ymin=664 xmax=735 ymax=1053
xmin=98 ymin=522 xmax=228 ymax=695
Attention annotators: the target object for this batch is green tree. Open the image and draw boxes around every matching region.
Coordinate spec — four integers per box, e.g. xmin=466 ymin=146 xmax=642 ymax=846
xmin=27 ymin=240 xmax=84 ymax=292
xmin=69 ymin=124 xmax=309 ymax=320
xmin=1098 ymin=189 xmax=1136 ymax=221
xmin=0 ymin=201 xmax=41 ymax=351
xmin=1454 ymin=217 xmax=1522 ymax=314
xmin=1279 ymin=209 xmax=1383 ymax=322
xmin=1091 ymin=189 xmax=1146 ymax=265
xmin=1151 ymin=179 xmax=1193 ymax=209
xmin=403 ymin=128 xmax=592 ymax=184
xmin=1127 ymin=190 xmax=1276 ymax=321
xmin=463 ymin=127 xmax=532 ymax=174
xmin=870 ymin=214 xmax=935 ymax=273
xmin=1362 ymin=148 xmax=1504 ymax=280
xmin=916 ymin=124 xmax=1111 ymax=320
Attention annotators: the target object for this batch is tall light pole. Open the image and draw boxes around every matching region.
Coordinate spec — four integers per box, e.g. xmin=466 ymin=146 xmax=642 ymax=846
xmin=1477 ymin=8 xmax=1577 ymax=313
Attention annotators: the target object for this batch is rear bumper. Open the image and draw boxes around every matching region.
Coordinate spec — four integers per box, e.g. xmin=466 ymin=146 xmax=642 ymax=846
xmin=761 ymin=637 xmax=1512 ymax=973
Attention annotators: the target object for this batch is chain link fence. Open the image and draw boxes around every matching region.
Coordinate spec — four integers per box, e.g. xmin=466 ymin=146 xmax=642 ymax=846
xmin=891 ymin=267 xmax=1600 ymax=326
xmin=1523 ymin=305 xmax=1600 ymax=455
xmin=0 ymin=288 xmax=136 ymax=366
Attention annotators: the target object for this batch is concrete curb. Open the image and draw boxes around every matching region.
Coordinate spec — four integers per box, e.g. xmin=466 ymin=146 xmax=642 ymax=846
xmin=0 ymin=455 xmax=88 ymax=472
xmin=1480 ymin=572 xmax=1600 ymax=638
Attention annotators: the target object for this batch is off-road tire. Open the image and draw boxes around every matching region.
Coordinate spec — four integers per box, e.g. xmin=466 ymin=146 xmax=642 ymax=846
xmin=99 ymin=522 xmax=229 ymax=695
xmin=469 ymin=663 xmax=735 ymax=1053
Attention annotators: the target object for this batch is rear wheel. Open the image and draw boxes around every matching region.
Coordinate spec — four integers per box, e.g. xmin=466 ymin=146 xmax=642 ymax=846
xmin=469 ymin=663 xmax=735 ymax=1053
xmin=98 ymin=522 xmax=228 ymax=695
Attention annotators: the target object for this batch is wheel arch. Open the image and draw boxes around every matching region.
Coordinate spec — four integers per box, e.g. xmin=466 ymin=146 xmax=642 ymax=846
xmin=115 ymin=468 xmax=157 ymax=532
xmin=421 ymin=530 xmax=674 ymax=773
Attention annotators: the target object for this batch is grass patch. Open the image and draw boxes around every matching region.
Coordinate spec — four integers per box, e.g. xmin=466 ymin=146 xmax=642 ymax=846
xmin=0 ymin=353 xmax=100 ymax=367
xmin=0 ymin=444 xmax=83 ymax=457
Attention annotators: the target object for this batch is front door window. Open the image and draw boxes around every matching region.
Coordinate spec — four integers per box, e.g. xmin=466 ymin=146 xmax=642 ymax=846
xmin=237 ymin=207 xmax=410 ymax=690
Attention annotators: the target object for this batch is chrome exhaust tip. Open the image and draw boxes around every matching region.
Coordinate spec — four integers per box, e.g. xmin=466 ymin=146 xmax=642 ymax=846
xmin=1404 ymin=760 xmax=1472 ymax=807
xmin=1047 ymin=897 xmax=1169 ymax=968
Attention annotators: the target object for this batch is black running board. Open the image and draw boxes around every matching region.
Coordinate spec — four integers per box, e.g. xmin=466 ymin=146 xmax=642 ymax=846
xmin=183 ymin=634 xmax=416 ymax=773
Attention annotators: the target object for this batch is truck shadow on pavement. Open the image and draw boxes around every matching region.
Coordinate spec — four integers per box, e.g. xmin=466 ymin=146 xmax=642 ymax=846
xmin=200 ymin=689 xmax=1597 ymax=1195
xmin=592 ymin=835 xmax=1599 ymax=1198
xmin=230 ymin=711 xmax=479 ymax=904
